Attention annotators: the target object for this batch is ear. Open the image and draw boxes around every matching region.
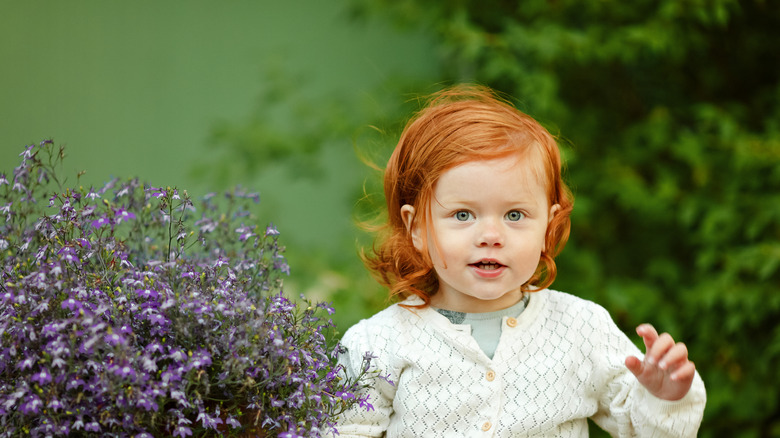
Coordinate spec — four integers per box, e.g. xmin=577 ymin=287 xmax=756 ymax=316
xmin=548 ymin=203 xmax=561 ymax=224
xmin=400 ymin=204 xmax=424 ymax=252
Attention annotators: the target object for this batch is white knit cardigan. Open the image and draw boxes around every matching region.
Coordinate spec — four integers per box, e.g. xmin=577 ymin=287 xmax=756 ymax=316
xmin=335 ymin=289 xmax=706 ymax=437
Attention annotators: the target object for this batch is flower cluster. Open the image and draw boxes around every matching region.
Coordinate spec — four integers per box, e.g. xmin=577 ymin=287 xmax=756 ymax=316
xmin=0 ymin=141 xmax=376 ymax=437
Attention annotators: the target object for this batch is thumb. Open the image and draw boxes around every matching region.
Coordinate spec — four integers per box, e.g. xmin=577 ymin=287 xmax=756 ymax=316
xmin=625 ymin=356 xmax=644 ymax=377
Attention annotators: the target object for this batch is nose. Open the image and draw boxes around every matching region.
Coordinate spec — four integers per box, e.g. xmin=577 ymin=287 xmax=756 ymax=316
xmin=478 ymin=219 xmax=504 ymax=247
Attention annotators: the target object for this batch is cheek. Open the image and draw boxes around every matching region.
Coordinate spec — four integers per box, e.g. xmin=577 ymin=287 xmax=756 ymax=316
xmin=423 ymin=228 xmax=445 ymax=265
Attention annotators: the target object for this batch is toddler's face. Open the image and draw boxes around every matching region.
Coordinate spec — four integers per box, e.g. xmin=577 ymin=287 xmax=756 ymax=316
xmin=404 ymin=156 xmax=556 ymax=313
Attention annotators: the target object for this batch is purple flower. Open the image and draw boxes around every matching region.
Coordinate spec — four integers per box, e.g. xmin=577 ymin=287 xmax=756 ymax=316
xmin=196 ymin=411 xmax=223 ymax=430
xmin=116 ymin=186 xmax=131 ymax=197
xmin=47 ymin=398 xmax=64 ymax=411
xmin=78 ymin=336 xmax=100 ymax=355
xmin=86 ymin=188 xmax=101 ymax=200
xmin=169 ymin=349 xmax=187 ymax=363
xmin=275 ymin=260 xmax=291 ymax=276
xmin=104 ymin=333 xmax=126 ymax=346
xmin=196 ymin=217 xmax=217 ymax=233
xmin=30 ymin=368 xmax=52 ymax=385
xmin=173 ymin=426 xmax=192 ymax=437
xmin=136 ymin=396 xmax=158 ymax=412
xmin=18 ymin=355 xmax=36 ymax=370
xmin=19 ymin=144 xmax=35 ymax=159
xmin=225 ymin=416 xmax=241 ymax=429
xmin=188 ymin=350 xmax=212 ymax=370
xmin=161 ymin=368 xmax=182 ymax=386
xmin=66 ymin=377 xmax=84 ymax=390
xmin=358 ymin=394 xmax=375 ymax=411
xmin=270 ymin=396 xmax=285 ymax=408
xmin=20 ymin=395 xmax=42 ymax=415
xmin=145 ymin=342 xmax=164 ymax=354
xmin=111 ymin=363 xmax=137 ymax=380
xmin=0 ymin=142 xmax=373 ymax=437
xmin=148 ymin=312 xmax=168 ymax=326
xmin=136 ymin=288 xmax=159 ymax=300
xmin=61 ymin=297 xmax=82 ymax=311
xmin=74 ymin=238 xmax=91 ymax=249
xmin=34 ymin=244 xmax=48 ymax=263
xmin=236 ymin=225 xmax=255 ymax=241
xmin=147 ymin=187 xmax=166 ymax=198
xmin=115 ymin=208 xmax=136 ymax=223
xmin=57 ymin=246 xmax=80 ymax=264
xmin=91 ymin=216 xmax=110 ymax=228
xmin=336 ymin=391 xmax=355 ymax=401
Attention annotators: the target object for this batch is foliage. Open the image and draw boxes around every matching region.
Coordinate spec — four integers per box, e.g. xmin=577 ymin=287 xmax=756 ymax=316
xmin=200 ymin=70 xmax=427 ymax=331
xmin=345 ymin=1 xmax=780 ymax=436
xmin=204 ymin=0 xmax=780 ymax=436
xmin=0 ymin=141 xmax=376 ymax=437
xmin=188 ymin=0 xmax=780 ymax=435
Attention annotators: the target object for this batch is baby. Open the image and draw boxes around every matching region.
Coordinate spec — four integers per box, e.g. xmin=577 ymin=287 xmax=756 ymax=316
xmin=336 ymin=85 xmax=706 ymax=437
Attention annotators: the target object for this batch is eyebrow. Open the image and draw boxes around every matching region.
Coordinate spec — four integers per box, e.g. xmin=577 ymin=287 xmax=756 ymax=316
xmin=432 ymin=198 xmax=540 ymax=210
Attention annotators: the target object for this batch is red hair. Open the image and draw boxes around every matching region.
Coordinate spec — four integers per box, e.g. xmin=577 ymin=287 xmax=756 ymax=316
xmin=363 ymin=85 xmax=573 ymax=306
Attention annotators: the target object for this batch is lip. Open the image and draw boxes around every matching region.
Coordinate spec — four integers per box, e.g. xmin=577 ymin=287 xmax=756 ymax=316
xmin=469 ymin=259 xmax=506 ymax=278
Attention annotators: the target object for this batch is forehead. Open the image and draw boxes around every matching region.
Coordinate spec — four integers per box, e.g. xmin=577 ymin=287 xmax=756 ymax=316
xmin=433 ymin=155 xmax=548 ymax=203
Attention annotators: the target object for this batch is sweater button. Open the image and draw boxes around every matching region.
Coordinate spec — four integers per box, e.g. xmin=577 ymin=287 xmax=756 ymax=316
xmin=486 ymin=370 xmax=496 ymax=382
xmin=506 ymin=317 xmax=518 ymax=328
xmin=481 ymin=421 xmax=492 ymax=431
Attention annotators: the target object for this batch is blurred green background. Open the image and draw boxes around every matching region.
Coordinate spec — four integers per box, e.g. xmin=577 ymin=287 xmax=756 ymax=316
xmin=2 ymin=1 xmax=779 ymax=436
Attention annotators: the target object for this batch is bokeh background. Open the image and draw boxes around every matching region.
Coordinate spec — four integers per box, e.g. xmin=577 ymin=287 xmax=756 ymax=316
xmin=2 ymin=1 xmax=779 ymax=436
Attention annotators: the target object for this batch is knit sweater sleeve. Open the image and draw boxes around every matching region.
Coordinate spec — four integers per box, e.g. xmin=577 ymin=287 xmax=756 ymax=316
xmin=331 ymin=313 xmax=401 ymax=438
xmin=586 ymin=303 xmax=707 ymax=437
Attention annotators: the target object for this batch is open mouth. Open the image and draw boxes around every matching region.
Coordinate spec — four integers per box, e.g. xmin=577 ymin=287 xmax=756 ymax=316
xmin=470 ymin=260 xmax=505 ymax=270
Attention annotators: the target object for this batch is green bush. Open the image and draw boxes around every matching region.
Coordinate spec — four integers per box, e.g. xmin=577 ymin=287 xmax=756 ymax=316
xmin=205 ymin=1 xmax=780 ymax=435
xmin=348 ymin=0 xmax=780 ymax=436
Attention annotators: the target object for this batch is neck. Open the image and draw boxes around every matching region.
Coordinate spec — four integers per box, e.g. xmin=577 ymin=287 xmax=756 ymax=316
xmin=430 ymin=289 xmax=524 ymax=313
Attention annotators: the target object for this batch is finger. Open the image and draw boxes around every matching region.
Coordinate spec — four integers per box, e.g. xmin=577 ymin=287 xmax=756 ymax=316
xmin=636 ymin=324 xmax=659 ymax=351
xmin=658 ymin=343 xmax=689 ymax=370
xmin=646 ymin=333 xmax=675 ymax=365
xmin=670 ymin=361 xmax=696 ymax=382
xmin=625 ymin=356 xmax=644 ymax=377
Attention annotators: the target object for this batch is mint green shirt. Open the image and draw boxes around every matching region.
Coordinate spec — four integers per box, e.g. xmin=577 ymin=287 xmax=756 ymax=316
xmin=435 ymin=293 xmax=530 ymax=359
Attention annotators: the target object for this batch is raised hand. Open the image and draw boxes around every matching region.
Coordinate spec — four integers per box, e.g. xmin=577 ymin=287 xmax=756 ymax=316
xmin=625 ymin=324 xmax=696 ymax=401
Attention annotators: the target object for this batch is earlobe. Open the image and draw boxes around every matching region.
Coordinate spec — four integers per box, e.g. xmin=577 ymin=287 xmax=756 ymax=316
xmin=400 ymin=204 xmax=423 ymax=251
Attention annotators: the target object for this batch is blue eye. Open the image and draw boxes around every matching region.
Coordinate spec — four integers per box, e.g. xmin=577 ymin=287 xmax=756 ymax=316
xmin=455 ymin=211 xmax=472 ymax=221
xmin=506 ymin=210 xmax=524 ymax=221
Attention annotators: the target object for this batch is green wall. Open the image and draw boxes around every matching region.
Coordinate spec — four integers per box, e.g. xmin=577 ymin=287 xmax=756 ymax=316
xmin=0 ymin=0 xmax=433 ymax=195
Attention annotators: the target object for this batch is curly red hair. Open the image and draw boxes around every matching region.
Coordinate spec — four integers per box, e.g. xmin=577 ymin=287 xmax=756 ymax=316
xmin=363 ymin=85 xmax=573 ymax=306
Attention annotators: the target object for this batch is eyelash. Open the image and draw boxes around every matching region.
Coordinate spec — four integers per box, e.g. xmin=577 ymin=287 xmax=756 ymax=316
xmin=452 ymin=210 xmax=525 ymax=221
